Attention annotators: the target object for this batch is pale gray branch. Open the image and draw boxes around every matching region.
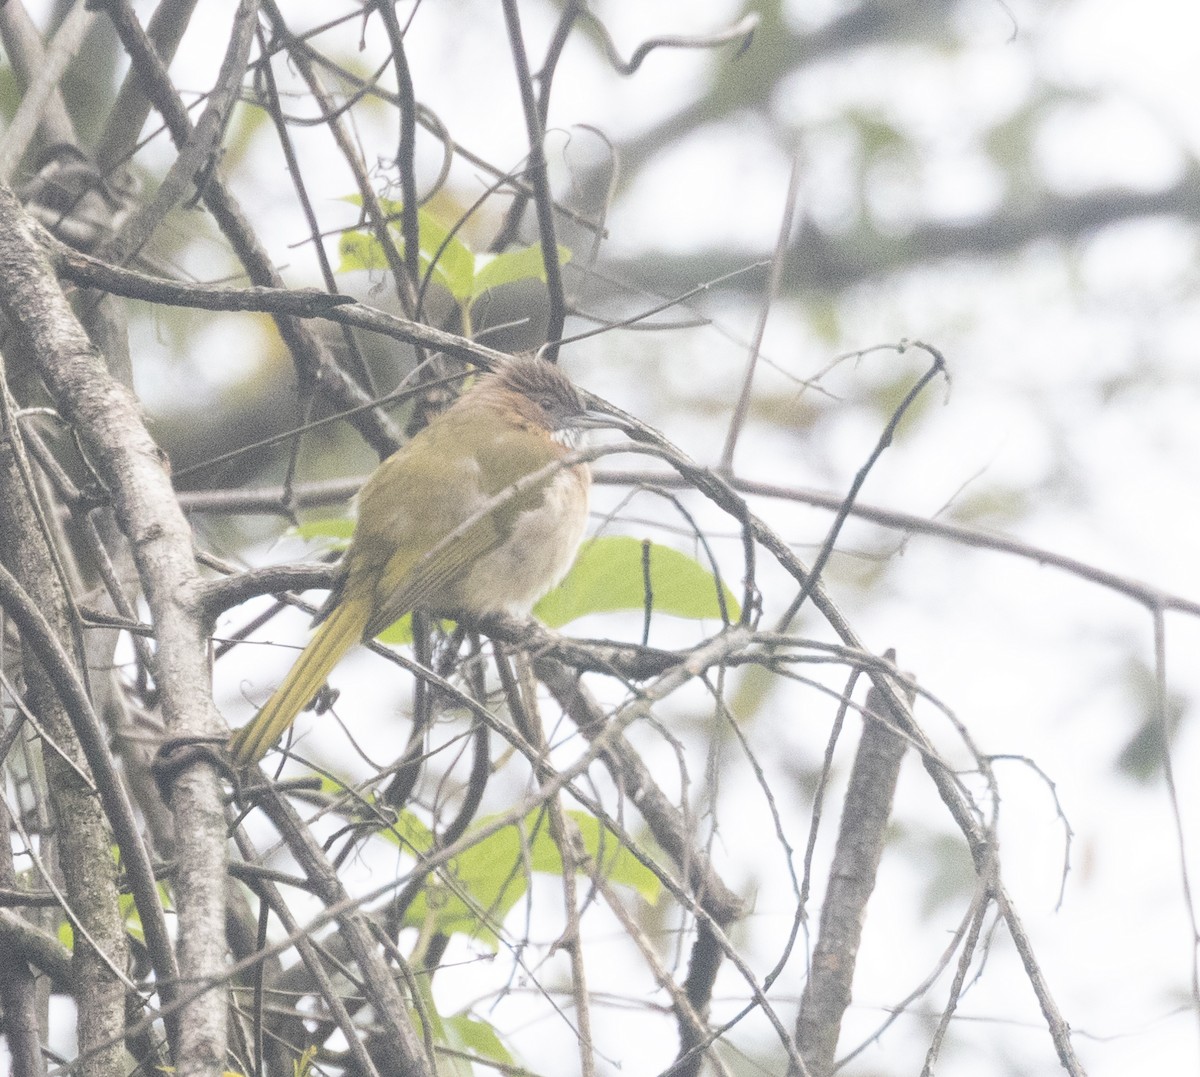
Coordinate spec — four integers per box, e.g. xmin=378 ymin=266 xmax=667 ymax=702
xmin=0 ymin=181 xmax=227 ymax=1075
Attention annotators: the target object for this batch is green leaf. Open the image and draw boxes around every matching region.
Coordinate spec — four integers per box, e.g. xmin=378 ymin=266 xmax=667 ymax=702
xmin=294 ymin=517 xmax=354 ymax=543
xmin=534 ymin=536 xmax=740 ymax=628
xmin=292 ymin=1045 xmax=318 ymax=1077
xmin=1116 ymin=656 xmax=1187 ymax=782
xmin=335 ymin=199 xmax=478 ymax=301
xmin=113 ymin=846 xmax=173 ymax=945
xmin=376 ymin=611 xmax=415 ymax=644
xmin=471 ymin=243 xmax=572 ymax=297
xmin=549 ymin=810 xmax=661 ymax=904
xmin=444 ymin=1014 xmax=515 ymax=1067
xmin=401 ymin=811 xmax=542 ymax=946
xmin=120 ymin=892 xmax=144 ymax=944
xmin=337 ymin=229 xmax=390 ymax=272
xmin=337 ymin=195 xmax=401 ymax=276
xmin=317 ymin=773 xmax=353 ymax=799
xmin=414 ymin=207 xmax=476 ymax=301
xmin=375 ymin=612 xmax=458 ymax=645
xmin=403 ymin=808 xmax=659 ymax=947
xmin=375 ymin=808 xmax=436 ymax=854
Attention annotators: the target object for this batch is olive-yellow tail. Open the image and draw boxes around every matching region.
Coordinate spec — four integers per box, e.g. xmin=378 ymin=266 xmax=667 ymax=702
xmin=229 ymin=596 xmax=370 ymax=765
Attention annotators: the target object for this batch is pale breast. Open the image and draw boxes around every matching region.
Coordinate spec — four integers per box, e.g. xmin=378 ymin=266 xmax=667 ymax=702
xmin=442 ymin=465 xmax=590 ymax=616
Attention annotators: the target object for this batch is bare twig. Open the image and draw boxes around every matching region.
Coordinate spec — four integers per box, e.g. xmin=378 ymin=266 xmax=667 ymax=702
xmin=778 ymin=342 xmax=948 ymax=629
xmin=585 ymin=10 xmax=759 ymax=76
xmin=920 ymin=897 xmax=988 ymax=1076
xmin=1150 ymin=604 xmax=1200 ymax=1030
xmin=720 ymin=155 xmax=801 ymax=472
xmin=100 ymin=0 xmax=403 ymax=456
xmin=795 ymin=658 xmax=910 ymax=1074
xmin=501 ymin=0 xmax=567 ymax=356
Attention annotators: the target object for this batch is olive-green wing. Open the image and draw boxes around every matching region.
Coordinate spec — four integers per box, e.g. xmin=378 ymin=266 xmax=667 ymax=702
xmin=362 ymin=503 xmax=507 ymax=637
xmin=350 ymin=415 xmax=557 ymax=639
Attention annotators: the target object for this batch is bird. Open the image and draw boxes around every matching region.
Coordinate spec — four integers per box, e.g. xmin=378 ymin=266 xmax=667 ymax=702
xmin=229 ymin=357 xmax=599 ymax=765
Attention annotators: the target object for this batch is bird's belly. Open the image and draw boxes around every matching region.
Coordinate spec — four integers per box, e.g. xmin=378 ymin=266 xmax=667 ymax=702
xmin=444 ymin=470 xmax=588 ymax=616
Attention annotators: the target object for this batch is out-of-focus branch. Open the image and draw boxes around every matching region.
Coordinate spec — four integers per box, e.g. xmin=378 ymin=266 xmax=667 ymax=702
xmin=0 ymin=2 xmax=95 ymax=178
xmin=610 ymin=0 xmax=966 ymax=181
xmin=0 ymin=904 xmax=72 ymax=986
xmin=0 ymin=1 xmax=78 ymax=160
xmin=603 ymin=173 xmax=1200 ymax=297
xmin=501 ymin=0 xmax=566 ymax=355
xmin=374 ymin=1 xmax=422 ymax=308
xmin=94 ymin=0 xmax=256 ymax=273
xmin=95 ymin=0 xmax=202 ymax=172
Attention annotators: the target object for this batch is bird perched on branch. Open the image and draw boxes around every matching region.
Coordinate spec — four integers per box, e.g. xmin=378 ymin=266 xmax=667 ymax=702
xmin=229 ymin=357 xmax=603 ymax=765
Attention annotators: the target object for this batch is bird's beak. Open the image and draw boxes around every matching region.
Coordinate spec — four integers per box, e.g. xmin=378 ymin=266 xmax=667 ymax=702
xmin=571 ymin=409 xmax=631 ymax=433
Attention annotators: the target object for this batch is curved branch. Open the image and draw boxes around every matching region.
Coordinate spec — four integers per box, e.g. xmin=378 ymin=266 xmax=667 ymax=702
xmin=586 ymin=10 xmax=758 ymax=76
xmin=604 ymin=174 xmax=1200 ymax=296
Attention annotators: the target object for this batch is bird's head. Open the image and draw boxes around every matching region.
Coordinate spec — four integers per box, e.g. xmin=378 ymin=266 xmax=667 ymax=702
xmin=466 ymin=356 xmax=616 ymax=448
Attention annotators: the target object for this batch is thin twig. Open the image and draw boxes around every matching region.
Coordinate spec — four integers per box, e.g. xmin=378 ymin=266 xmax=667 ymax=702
xmin=1151 ymin=603 xmax=1200 ymax=1030
xmin=720 ymin=155 xmax=801 ymax=472
xmin=501 ymin=0 xmax=567 ymax=356
xmin=586 ymin=10 xmax=759 ymax=76
xmin=778 ymin=342 xmax=948 ymax=630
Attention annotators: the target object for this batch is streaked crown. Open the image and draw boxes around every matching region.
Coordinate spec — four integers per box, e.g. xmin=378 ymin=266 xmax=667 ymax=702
xmin=474 ymin=357 xmax=588 ymax=437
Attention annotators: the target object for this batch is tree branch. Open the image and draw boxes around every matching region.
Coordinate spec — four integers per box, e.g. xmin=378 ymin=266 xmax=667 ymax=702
xmin=98 ymin=0 xmax=403 ymax=457
xmin=795 ymin=663 xmax=909 ymax=1074
xmin=0 ymin=181 xmax=224 ymax=1075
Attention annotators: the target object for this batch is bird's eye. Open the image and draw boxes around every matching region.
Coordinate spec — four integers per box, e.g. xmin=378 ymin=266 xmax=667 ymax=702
xmin=539 ymin=397 xmax=556 ymax=411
